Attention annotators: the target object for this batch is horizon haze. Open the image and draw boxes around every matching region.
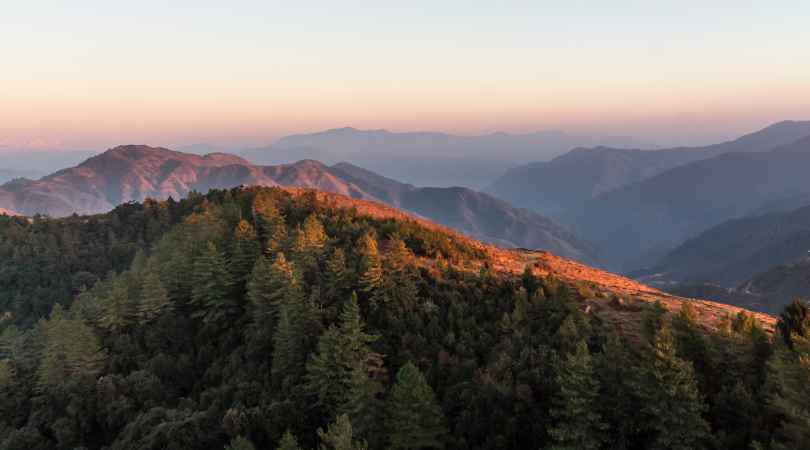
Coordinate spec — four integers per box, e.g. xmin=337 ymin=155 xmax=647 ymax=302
xmin=2 ymin=1 xmax=810 ymax=151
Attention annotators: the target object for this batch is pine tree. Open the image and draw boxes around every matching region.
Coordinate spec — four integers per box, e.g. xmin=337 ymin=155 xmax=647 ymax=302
xmin=225 ymin=435 xmax=257 ymax=450
xmin=324 ymin=248 xmax=353 ymax=306
xmin=231 ymin=219 xmax=261 ymax=284
xmin=271 ymin=284 xmax=306 ymax=388
xmin=595 ymin=333 xmax=643 ymax=450
xmin=379 ymin=237 xmax=419 ymax=310
xmin=137 ymin=268 xmax=172 ymax=325
xmin=37 ymin=304 xmax=106 ymax=388
xmin=547 ymin=340 xmax=606 ymax=450
xmin=305 ymin=293 xmax=385 ymax=420
xmin=267 ymin=221 xmax=289 ymax=255
xmin=247 ymin=252 xmax=295 ymax=327
xmin=276 ymin=430 xmax=303 ymax=450
xmin=191 ymin=241 xmax=236 ymax=323
xmin=357 ymin=232 xmax=382 ymax=294
xmin=130 ymin=248 xmax=148 ymax=274
xmin=777 ymin=298 xmax=810 ymax=348
xmin=765 ymin=322 xmax=810 ymax=449
xmin=101 ymin=277 xmax=137 ymax=333
xmin=385 ymin=362 xmax=447 ymax=450
xmin=639 ymin=327 xmax=709 ymax=450
xmin=318 ymin=414 xmax=368 ymax=450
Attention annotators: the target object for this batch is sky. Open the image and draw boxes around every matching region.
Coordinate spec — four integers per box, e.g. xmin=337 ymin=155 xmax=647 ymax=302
xmin=1 ymin=0 xmax=809 ymax=151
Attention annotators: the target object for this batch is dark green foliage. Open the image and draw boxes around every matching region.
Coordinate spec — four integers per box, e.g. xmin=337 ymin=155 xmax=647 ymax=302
xmin=0 ymin=187 xmax=804 ymax=450
xmin=317 ymin=414 xmax=367 ymax=450
xmin=305 ymin=294 xmax=384 ymax=423
xmin=277 ymin=430 xmax=303 ymax=450
xmin=547 ymin=341 xmax=606 ymax=450
xmin=638 ymin=327 xmax=710 ymax=450
xmin=777 ymin=298 xmax=810 ymax=348
xmin=385 ymin=362 xmax=447 ymax=449
xmin=225 ymin=435 xmax=257 ymax=450
xmin=191 ymin=241 xmax=236 ymax=323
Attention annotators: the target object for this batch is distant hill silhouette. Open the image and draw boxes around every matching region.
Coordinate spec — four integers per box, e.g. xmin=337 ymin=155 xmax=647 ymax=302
xmin=564 ymin=133 xmax=810 ymax=271
xmin=241 ymin=127 xmax=651 ymax=188
xmin=0 ymin=145 xmax=596 ymax=263
xmin=487 ymin=121 xmax=810 ymax=215
xmin=649 ymin=204 xmax=810 ymax=286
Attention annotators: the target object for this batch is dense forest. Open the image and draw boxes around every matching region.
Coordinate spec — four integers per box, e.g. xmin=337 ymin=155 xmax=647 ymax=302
xmin=1 ymin=187 xmax=809 ymax=449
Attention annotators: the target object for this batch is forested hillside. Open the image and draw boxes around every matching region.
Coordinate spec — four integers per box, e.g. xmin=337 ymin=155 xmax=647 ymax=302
xmin=0 ymin=145 xmax=596 ymax=263
xmin=0 ymin=187 xmax=808 ymax=449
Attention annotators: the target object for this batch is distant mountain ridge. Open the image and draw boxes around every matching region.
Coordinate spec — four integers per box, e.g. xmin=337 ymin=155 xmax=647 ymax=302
xmin=649 ymin=203 xmax=810 ymax=286
xmin=241 ymin=127 xmax=652 ymax=188
xmin=486 ymin=121 xmax=810 ymax=215
xmin=565 ymin=133 xmax=810 ymax=271
xmin=0 ymin=145 xmax=596 ymax=263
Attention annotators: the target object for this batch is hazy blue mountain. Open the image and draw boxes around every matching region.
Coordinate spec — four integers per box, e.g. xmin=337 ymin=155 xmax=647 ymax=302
xmin=565 ymin=134 xmax=810 ymax=271
xmin=0 ymin=150 xmax=98 ymax=174
xmin=647 ymin=203 xmax=810 ymax=286
xmin=240 ymin=127 xmax=652 ymax=188
xmin=486 ymin=121 xmax=810 ymax=215
xmin=0 ymin=169 xmax=40 ymax=184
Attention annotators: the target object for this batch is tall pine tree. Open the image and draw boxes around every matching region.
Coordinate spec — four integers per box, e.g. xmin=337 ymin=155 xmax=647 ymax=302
xmin=385 ymin=362 xmax=447 ymax=450
xmin=547 ymin=340 xmax=606 ymax=450
xmin=639 ymin=327 xmax=710 ymax=450
xmin=305 ymin=293 xmax=385 ymax=421
xmin=191 ymin=241 xmax=236 ymax=323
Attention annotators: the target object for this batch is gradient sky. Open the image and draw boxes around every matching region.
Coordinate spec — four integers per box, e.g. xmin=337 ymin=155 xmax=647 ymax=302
xmin=2 ymin=0 xmax=809 ymax=150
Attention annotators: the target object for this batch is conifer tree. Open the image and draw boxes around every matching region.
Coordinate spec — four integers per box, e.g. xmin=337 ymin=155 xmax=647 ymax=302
xmin=357 ymin=232 xmax=382 ymax=294
xmin=324 ymin=248 xmax=353 ymax=305
xmin=130 ymin=248 xmax=149 ymax=274
xmin=385 ymin=362 xmax=447 ymax=450
xmin=595 ymin=333 xmax=643 ymax=450
xmin=267 ymin=221 xmax=289 ymax=255
xmin=547 ymin=340 xmax=606 ymax=450
xmin=225 ymin=435 xmax=257 ymax=450
xmin=318 ymin=414 xmax=368 ymax=450
xmin=191 ymin=241 xmax=236 ymax=323
xmin=101 ymin=277 xmax=137 ymax=333
xmin=137 ymin=269 xmax=172 ymax=325
xmin=378 ymin=237 xmax=419 ymax=310
xmin=231 ymin=219 xmax=261 ymax=284
xmin=271 ymin=285 xmax=307 ymax=388
xmin=0 ymin=359 xmax=12 ymax=387
xmin=305 ymin=293 xmax=384 ymax=420
xmin=38 ymin=304 xmax=106 ymax=387
xmin=639 ymin=327 xmax=709 ymax=450
xmin=777 ymin=298 xmax=810 ymax=348
xmin=247 ymin=252 xmax=296 ymax=327
xmin=765 ymin=324 xmax=810 ymax=449
xmin=277 ymin=431 xmax=303 ymax=450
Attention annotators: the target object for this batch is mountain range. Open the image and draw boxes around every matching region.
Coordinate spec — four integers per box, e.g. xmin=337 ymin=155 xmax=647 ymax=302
xmin=486 ymin=120 xmax=810 ymax=216
xmin=649 ymin=203 xmax=810 ymax=286
xmin=239 ymin=127 xmax=651 ymax=188
xmin=563 ymin=132 xmax=810 ymax=271
xmin=0 ymin=145 xmax=595 ymax=263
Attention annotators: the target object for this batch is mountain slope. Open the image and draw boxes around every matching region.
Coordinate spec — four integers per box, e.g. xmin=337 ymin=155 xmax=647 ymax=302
xmin=649 ymin=204 xmax=810 ymax=286
xmin=736 ymin=258 xmax=810 ymax=313
xmin=0 ymin=186 xmax=783 ymax=450
xmin=0 ymin=146 xmax=595 ymax=262
xmin=487 ymin=121 xmax=810 ymax=215
xmin=565 ymin=135 xmax=810 ymax=271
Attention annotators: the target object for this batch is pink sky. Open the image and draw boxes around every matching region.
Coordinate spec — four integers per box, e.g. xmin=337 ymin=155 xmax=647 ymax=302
xmin=2 ymin=2 xmax=809 ymax=150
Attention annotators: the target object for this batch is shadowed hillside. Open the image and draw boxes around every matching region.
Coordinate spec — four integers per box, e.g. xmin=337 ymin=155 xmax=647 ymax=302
xmin=487 ymin=121 xmax=810 ymax=216
xmin=565 ymin=135 xmax=810 ymax=271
